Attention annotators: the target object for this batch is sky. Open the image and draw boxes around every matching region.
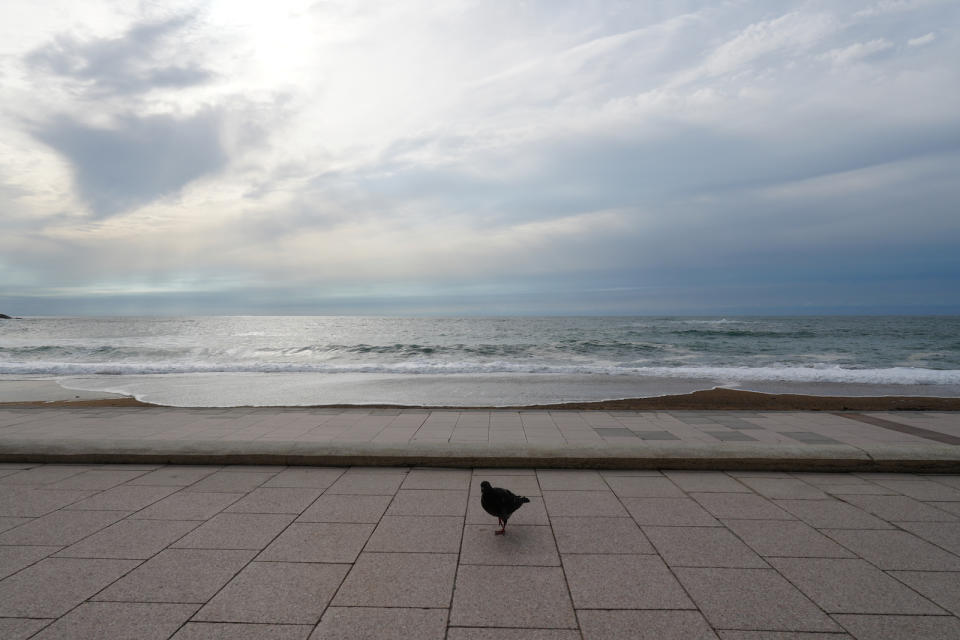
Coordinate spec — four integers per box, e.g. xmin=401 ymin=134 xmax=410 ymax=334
xmin=1 ymin=0 xmax=958 ymax=316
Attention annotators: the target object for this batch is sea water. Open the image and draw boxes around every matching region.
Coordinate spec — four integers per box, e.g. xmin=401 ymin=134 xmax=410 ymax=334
xmin=1 ymin=316 xmax=959 ymax=406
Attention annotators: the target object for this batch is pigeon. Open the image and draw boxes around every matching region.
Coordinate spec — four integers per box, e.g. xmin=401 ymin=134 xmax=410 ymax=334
xmin=480 ymin=481 xmax=530 ymax=535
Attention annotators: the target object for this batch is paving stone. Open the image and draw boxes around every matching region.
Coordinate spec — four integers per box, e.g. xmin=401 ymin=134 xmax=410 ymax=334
xmin=130 ymin=492 xmax=243 ymax=520
xmin=311 ymin=607 xmax=447 ymax=640
xmin=31 ymin=601 xmax=198 ymax=640
xmin=0 ymin=618 xmax=51 ymax=640
xmin=595 ymin=427 xmax=637 ymax=438
xmin=728 ymin=470 xmax=799 ymax=479
xmin=94 ymin=549 xmax=257 ymax=603
xmin=184 ymin=471 xmax=277 ymax=493
xmin=472 ymin=467 xmax=536 ymax=476
xmin=467 ymin=495 xmax=549 ymax=526
xmin=195 ymin=561 xmax=348 ymax=624
xmin=823 ymin=529 xmax=960 ymax=570
xmin=66 ymin=485 xmax=180 ymax=511
xmin=551 ymin=516 xmax=654 ymax=554
xmin=332 ymin=552 xmax=456 ymax=608
xmin=693 ymin=493 xmax=794 ymax=520
xmin=325 ymin=471 xmax=406 ymax=495
xmin=793 ymin=473 xmax=874 ymax=486
xmin=297 ymin=493 xmax=392 ymax=523
xmin=0 ymin=486 xmax=96 ymax=517
xmin=0 ymin=516 xmax=30 ymax=533
xmin=737 ymin=477 xmax=829 ymax=499
xmin=780 ymin=432 xmax=842 ymax=445
xmin=223 ymin=487 xmax=324 ymax=514
xmin=257 ymin=522 xmax=374 ymax=562
xmin=631 ymin=430 xmax=681 ymax=440
xmin=663 ymin=471 xmax=750 ymax=493
xmin=929 ymin=501 xmax=960 ymax=517
xmin=0 ymin=465 xmax=89 ymax=485
xmin=600 ymin=469 xmax=665 ymax=477
xmin=386 ymin=489 xmax=468 ymax=516
xmin=578 ymin=610 xmax=718 ymax=640
xmin=775 ymin=499 xmax=892 ymax=529
xmin=365 ymin=515 xmax=463 ymax=552
xmin=675 ymin=567 xmax=840 ymax=632
xmin=0 ymin=557 xmax=139 ymax=617
xmin=821 ymin=483 xmax=897 ymax=496
xmin=890 ymin=571 xmax=960 ymax=616
xmin=471 ymin=474 xmax=541 ymax=496
xmin=451 ymin=565 xmax=577 ymax=628
xmin=172 ymin=513 xmax=295 ymax=549
xmin=644 ymin=526 xmax=768 ymax=568
xmin=262 ymin=467 xmax=345 ymax=488
xmin=717 ymin=633 xmax=852 ymax=639
xmin=922 ymin=473 xmax=960 ymax=489
xmin=723 ymin=519 xmax=855 ymax=558
xmin=171 ymin=622 xmax=311 ymax=639
xmin=542 ymin=491 xmax=628 ymax=517
xmin=0 ymin=545 xmax=60 ymax=580
xmin=705 ymin=430 xmax=757 ymax=441
xmin=127 ymin=467 xmax=221 ymax=486
xmin=44 ymin=469 xmax=151 ymax=491
xmin=895 ymin=521 xmax=960 ymax=555
xmin=0 ymin=509 xmax=128 ymax=545
xmin=460 ymin=524 xmax=559 ymax=565
xmin=447 ymin=630 xmax=580 ymax=640
xmin=873 ymin=479 xmax=960 ymax=501
xmin=536 ymin=470 xmax=608 ymax=490
xmin=842 ymin=494 xmax=959 ymax=522
xmin=622 ymin=497 xmax=720 ymax=526
xmin=605 ymin=476 xmax=685 ymax=498
xmin=401 ymin=468 xmax=471 ymax=490
xmin=769 ymin=558 xmax=943 ymax=614
xmin=562 ymin=554 xmax=692 ymax=609
xmin=832 ymin=614 xmax=960 ymax=640
xmin=55 ymin=519 xmax=199 ymax=559
xmin=926 ymin=475 xmax=960 ymax=489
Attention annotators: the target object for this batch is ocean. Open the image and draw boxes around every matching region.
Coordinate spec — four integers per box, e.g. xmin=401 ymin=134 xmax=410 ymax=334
xmin=1 ymin=316 xmax=959 ymax=407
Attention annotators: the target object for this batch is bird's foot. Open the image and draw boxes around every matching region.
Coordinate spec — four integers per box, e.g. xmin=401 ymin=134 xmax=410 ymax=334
xmin=495 ymin=529 xmax=505 ymax=535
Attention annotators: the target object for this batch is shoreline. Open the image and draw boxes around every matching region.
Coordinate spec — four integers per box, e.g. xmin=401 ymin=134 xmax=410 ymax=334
xmin=4 ymin=388 xmax=960 ymax=411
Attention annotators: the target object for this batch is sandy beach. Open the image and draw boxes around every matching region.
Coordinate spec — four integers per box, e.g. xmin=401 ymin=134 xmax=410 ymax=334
xmin=3 ymin=378 xmax=960 ymax=411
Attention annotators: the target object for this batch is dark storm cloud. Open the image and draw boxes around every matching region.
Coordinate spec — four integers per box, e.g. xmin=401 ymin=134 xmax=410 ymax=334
xmin=25 ymin=14 xmax=210 ymax=96
xmin=35 ymin=111 xmax=227 ymax=217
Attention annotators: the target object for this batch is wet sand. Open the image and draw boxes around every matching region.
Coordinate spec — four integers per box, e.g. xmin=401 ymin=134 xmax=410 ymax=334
xmin=3 ymin=383 xmax=959 ymax=411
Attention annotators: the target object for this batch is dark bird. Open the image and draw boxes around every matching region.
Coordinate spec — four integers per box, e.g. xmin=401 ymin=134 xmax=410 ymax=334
xmin=480 ymin=481 xmax=530 ymax=535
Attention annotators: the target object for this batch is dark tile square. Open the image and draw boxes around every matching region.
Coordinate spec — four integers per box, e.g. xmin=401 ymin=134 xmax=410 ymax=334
xmin=595 ymin=428 xmax=636 ymax=438
xmin=705 ymin=431 xmax=757 ymax=442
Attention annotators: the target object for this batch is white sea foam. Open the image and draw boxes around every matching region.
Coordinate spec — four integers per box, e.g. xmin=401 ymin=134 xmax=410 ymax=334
xmin=3 ymin=360 xmax=959 ymax=385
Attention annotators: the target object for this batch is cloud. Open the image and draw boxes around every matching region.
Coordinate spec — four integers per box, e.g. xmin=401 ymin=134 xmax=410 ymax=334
xmin=1 ymin=0 xmax=959 ymax=314
xmin=820 ymin=38 xmax=894 ymax=65
xmin=697 ymin=11 xmax=836 ymax=79
xmin=34 ymin=111 xmax=227 ymax=217
xmin=908 ymin=32 xmax=936 ymax=47
xmin=25 ymin=13 xmax=211 ymax=97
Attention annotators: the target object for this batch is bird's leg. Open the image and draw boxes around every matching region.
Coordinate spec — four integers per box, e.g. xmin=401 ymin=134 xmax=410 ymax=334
xmin=495 ymin=520 xmax=506 ymax=535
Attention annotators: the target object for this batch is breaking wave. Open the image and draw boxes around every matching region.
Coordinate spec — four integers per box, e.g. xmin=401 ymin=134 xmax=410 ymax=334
xmin=2 ymin=360 xmax=958 ymax=385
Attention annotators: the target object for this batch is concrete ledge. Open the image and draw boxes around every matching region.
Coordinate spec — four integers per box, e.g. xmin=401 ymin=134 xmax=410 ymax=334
xmin=2 ymin=438 xmax=958 ymax=472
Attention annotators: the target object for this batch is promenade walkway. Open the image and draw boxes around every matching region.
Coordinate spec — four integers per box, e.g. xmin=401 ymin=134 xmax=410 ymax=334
xmin=0 ymin=407 xmax=959 ymax=638
xmin=0 ymin=406 xmax=958 ymax=470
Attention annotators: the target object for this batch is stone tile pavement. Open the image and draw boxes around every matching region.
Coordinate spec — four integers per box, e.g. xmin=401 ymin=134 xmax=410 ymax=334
xmin=2 ymin=407 xmax=958 ymax=447
xmin=1 ymin=462 xmax=960 ymax=639
xmin=1 ymin=408 xmax=958 ymax=471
